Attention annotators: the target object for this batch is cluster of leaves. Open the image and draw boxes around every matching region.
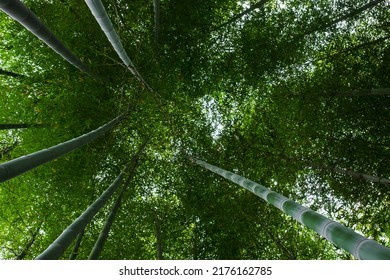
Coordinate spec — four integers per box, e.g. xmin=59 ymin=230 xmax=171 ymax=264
xmin=0 ymin=0 xmax=389 ymax=260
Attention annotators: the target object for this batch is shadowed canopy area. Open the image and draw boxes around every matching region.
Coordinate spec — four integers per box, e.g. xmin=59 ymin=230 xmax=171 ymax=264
xmin=0 ymin=0 xmax=389 ymax=260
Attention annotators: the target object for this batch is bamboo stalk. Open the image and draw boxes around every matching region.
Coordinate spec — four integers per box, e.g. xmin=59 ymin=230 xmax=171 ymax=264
xmin=191 ymin=157 xmax=390 ymax=260
xmin=0 ymin=0 xmax=96 ymax=77
xmin=0 ymin=124 xmax=46 ymax=130
xmin=153 ymin=0 xmax=161 ymax=46
xmin=88 ymin=139 xmax=149 ymax=259
xmin=84 ymin=0 xmax=153 ymax=91
xmin=36 ymin=164 xmax=130 ymax=260
xmin=68 ymin=230 xmax=85 ymax=260
xmin=0 ymin=113 xmax=126 ymax=183
xmin=0 ymin=68 xmax=25 ymax=78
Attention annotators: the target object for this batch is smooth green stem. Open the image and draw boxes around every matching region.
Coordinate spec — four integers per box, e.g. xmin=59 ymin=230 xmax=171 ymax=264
xmin=84 ymin=0 xmax=153 ymax=91
xmin=0 ymin=113 xmax=125 ymax=183
xmin=88 ymin=139 xmax=148 ymax=259
xmin=36 ymin=164 xmax=130 ymax=260
xmin=0 ymin=0 xmax=96 ymax=77
xmin=191 ymin=157 xmax=390 ymax=260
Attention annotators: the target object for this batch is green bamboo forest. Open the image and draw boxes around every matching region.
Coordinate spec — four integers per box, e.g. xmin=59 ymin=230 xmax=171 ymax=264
xmin=0 ymin=0 xmax=389 ymax=260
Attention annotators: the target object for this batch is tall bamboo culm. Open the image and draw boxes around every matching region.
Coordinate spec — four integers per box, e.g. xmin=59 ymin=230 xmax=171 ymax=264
xmin=191 ymin=157 xmax=390 ymax=260
xmin=84 ymin=0 xmax=153 ymax=91
xmin=87 ymin=178 xmax=127 ymax=260
xmin=0 ymin=113 xmax=126 ymax=183
xmin=88 ymin=139 xmax=149 ymax=259
xmin=36 ymin=164 xmax=130 ymax=260
xmin=0 ymin=0 xmax=95 ymax=76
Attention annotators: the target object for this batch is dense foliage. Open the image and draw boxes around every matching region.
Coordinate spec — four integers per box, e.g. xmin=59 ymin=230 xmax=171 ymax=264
xmin=0 ymin=0 xmax=389 ymax=260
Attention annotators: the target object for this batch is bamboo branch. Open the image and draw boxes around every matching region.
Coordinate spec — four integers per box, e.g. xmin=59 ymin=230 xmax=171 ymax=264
xmin=217 ymin=0 xmax=269 ymax=29
xmin=0 ymin=68 xmax=25 ymax=78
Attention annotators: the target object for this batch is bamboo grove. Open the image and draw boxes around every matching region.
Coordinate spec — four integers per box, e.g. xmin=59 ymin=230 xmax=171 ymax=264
xmin=0 ymin=0 xmax=389 ymax=260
